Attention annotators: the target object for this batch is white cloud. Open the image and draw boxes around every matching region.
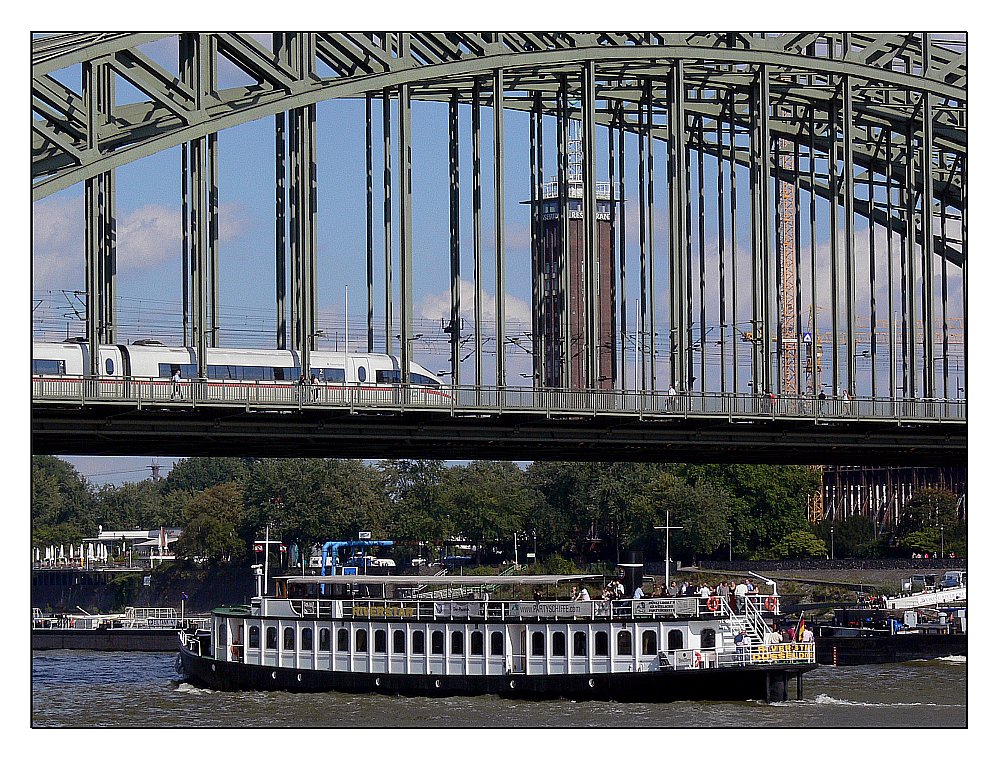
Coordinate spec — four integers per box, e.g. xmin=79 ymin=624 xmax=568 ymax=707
xmin=418 ymin=279 xmax=533 ymax=330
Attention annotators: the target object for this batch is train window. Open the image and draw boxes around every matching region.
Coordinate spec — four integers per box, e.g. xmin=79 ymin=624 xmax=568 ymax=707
xmin=266 ymin=626 xmax=277 ymax=649
xmin=105 ymin=358 xmax=115 ymax=375
xmin=616 ymin=630 xmax=632 ymax=656
xmin=490 ymin=631 xmax=504 ymax=655
xmin=595 ymin=631 xmax=609 ymax=657
xmin=471 ymin=631 xmax=484 ymax=655
xmin=249 ymin=626 xmax=260 ymax=648
xmin=301 ymin=628 xmax=313 ymax=651
xmin=642 ymin=631 xmax=658 ymax=655
xmin=158 ymin=363 xmax=197 ymax=379
xmin=243 ymin=366 xmax=265 ymax=381
xmin=412 ymin=630 xmax=425 ymax=654
xmin=273 ymin=367 xmax=285 ymax=381
xmin=32 ymin=359 xmax=66 ymax=375
xmin=393 ymin=629 xmax=405 ymax=654
xmin=321 ymin=368 xmax=346 ymax=383
xmin=376 ymin=370 xmax=401 ymax=384
xmin=410 ymin=372 xmax=438 ymax=386
xmin=357 ymin=366 xmax=367 ymax=382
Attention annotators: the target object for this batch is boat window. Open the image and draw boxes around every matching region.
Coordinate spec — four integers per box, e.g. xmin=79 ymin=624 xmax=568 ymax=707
xmin=616 ymin=630 xmax=632 ymax=656
xmin=573 ymin=631 xmax=587 ymax=657
xmin=374 ymin=629 xmax=387 ymax=653
xmin=320 ymin=628 xmax=331 ymax=651
xmin=431 ymin=631 xmax=444 ymax=655
xmin=451 ymin=631 xmax=464 ymax=655
xmin=337 ymin=628 xmax=349 ymax=652
xmin=355 ymin=629 xmax=368 ymax=652
xmin=490 ymin=631 xmax=504 ymax=656
xmin=531 ymin=631 xmax=545 ymax=656
xmin=595 ymin=631 xmax=609 ymax=656
xmin=249 ymin=626 xmax=260 ymax=649
xmin=700 ymin=629 xmax=716 ymax=650
xmin=301 ymin=628 xmax=313 ymax=651
xmin=266 ymin=626 xmax=278 ymax=649
xmin=471 ymin=631 xmax=484 ymax=656
xmin=393 ymin=629 xmax=406 ymax=654
xmin=283 ymin=627 xmax=294 ymax=650
xmin=642 ymin=630 xmax=657 ymax=655
xmin=667 ymin=629 xmax=684 ymax=651
xmin=217 ymin=623 xmax=226 ymax=646
xmin=552 ymin=631 xmax=566 ymax=657
xmin=413 ymin=630 xmax=425 ymax=654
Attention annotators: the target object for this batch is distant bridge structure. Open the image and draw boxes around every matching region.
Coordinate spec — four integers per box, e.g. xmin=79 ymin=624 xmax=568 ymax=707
xmin=31 ymin=33 xmax=967 ymax=463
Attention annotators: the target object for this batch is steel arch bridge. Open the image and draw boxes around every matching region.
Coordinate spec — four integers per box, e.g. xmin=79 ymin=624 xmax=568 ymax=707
xmin=31 ymin=32 xmax=967 ymax=464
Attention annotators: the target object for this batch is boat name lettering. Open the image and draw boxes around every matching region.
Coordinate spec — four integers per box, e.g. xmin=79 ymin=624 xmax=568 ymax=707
xmin=633 ymin=599 xmax=697 ymax=616
xmin=509 ymin=601 xmax=609 ymax=618
xmin=433 ymin=602 xmax=485 ymax=618
xmin=750 ymin=643 xmax=813 ymax=662
xmin=353 ymin=604 xmax=417 ymax=619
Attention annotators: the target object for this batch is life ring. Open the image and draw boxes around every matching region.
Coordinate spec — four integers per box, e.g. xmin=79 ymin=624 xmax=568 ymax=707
xmin=706 ymin=596 xmax=720 ymax=611
xmin=764 ymin=596 xmax=777 ymax=611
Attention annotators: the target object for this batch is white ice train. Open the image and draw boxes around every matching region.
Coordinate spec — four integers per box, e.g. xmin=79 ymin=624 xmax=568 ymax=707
xmin=31 ymin=339 xmax=449 ymax=404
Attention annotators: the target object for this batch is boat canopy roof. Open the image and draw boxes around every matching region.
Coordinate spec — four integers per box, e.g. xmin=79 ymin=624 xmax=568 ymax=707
xmin=279 ymin=574 xmax=603 ymax=586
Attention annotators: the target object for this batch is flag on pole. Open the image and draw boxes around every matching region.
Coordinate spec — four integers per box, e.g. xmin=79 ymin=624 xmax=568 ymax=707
xmin=794 ymin=612 xmax=806 ymax=642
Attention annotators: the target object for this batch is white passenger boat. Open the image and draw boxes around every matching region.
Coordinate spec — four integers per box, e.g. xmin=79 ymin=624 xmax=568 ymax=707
xmin=177 ymin=573 xmax=816 ymax=702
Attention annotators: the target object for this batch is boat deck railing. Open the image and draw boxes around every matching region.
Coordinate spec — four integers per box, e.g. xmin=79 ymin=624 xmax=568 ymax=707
xmin=276 ymin=594 xmax=781 ymax=623
xmin=658 ymin=642 xmax=815 ymax=670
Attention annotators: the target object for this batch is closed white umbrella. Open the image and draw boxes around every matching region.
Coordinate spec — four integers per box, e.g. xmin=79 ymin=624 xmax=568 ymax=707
xmin=59 ymin=545 xmax=64 ymax=560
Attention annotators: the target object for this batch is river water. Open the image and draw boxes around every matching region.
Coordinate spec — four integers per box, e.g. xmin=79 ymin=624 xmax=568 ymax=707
xmin=31 ymin=650 xmax=966 ymax=729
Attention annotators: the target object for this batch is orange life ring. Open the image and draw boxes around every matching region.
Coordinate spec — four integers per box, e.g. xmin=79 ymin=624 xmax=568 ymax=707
xmin=764 ymin=596 xmax=777 ymax=611
xmin=706 ymin=596 xmax=720 ymax=611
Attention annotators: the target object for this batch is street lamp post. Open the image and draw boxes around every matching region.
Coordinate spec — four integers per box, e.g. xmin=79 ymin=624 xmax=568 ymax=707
xmin=830 ymin=526 xmax=834 ymax=561
xmin=728 ymin=529 xmax=733 ymax=562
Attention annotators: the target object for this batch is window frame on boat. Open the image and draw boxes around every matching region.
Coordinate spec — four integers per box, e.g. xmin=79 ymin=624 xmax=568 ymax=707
xmin=374 ymin=629 xmax=387 ymax=653
xmin=616 ymin=630 xmax=632 ymax=656
xmin=249 ymin=625 xmax=260 ymax=649
xmin=552 ymin=631 xmax=566 ymax=657
xmin=531 ymin=631 xmax=545 ymax=656
xmin=490 ymin=631 xmax=504 ymax=656
xmin=431 ymin=630 xmax=444 ymax=655
xmin=641 ymin=630 xmax=657 ymax=655
xmin=266 ymin=626 xmax=278 ymax=650
xmin=413 ymin=630 xmax=425 ymax=654
xmin=283 ymin=627 xmax=294 ymax=650
xmin=337 ymin=628 xmax=349 ymax=652
xmin=393 ymin=629 xmax=406 ymax=654
xmin=595 ymin=630 xmax=609 ymax=656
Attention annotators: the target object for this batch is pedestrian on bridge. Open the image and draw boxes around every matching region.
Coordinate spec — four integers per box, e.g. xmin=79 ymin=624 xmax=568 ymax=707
xmin=171 ymin=368 xmax=183 ymax=399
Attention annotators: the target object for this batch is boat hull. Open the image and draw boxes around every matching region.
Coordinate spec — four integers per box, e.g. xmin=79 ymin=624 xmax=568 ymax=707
xmin=814 ymin=633 xmax=966 ymax=666
xmin=177 ymin=644 xmax=816 ymax=703
xmin=33 ymin=627 xmax=185 ymax=651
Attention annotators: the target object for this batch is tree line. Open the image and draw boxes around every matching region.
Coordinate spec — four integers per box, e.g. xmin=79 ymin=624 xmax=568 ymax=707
xmin=31 ymin=456 xmax=966 ymax=565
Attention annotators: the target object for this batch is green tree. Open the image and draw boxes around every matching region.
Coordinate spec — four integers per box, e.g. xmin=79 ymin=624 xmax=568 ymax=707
xmin=161 ymin=457 xmax=250 ymax=495
xmin=242 ymin=459 xmax=389 ymax=566
xmin=644 ymin=471 xmax=733 ymax=563
xmin=31 ymin=456 xmax=95 ymax=545
xmin=439 ymin=461 xmax=538 ymax=561
xmin=897 ymin=487 xmax=962 ymax=536
xmin=379 ymin=460 xmax=453 ymax=543
xmin=174 ymin=482 xmax=246 ymax=563
xmin=771 ymin=530 xmax=830 ymax=559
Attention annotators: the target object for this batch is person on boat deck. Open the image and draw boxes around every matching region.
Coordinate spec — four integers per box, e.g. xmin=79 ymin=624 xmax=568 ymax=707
xmin=768 ymin=624 xmax=783 ymax=645
xmin=667 ymin=582 xmax=679 ymax=597
xmin=533 ymin=589 xmax=542 ymax=602
xmin=734 ymin=579 xmax=749 ymax=611
xmin=579 ymin=586 xmax=591 ymax=601
xmin=570 ymin=586 xmax=578 ymax=600
xmin=800 ymin=625 xmax=814 ymax=643
xmin=698 ymin=583 xmax=711 ymax=598
xmin=633 ymin=584 xmax=645 ymax=599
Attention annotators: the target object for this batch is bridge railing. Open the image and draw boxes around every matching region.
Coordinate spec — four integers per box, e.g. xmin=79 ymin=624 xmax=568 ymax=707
xmin=31 ymin=375 xmax=967 ymax=422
